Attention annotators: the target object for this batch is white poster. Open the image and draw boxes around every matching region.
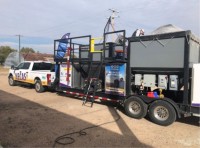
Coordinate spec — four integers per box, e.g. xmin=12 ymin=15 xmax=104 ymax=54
xmin=59 ymin=63 xmax=72 ymax=87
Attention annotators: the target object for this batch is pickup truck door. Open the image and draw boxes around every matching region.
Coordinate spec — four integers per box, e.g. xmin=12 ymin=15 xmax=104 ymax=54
xmin=14 ymin=62 xmax=30 ymax=82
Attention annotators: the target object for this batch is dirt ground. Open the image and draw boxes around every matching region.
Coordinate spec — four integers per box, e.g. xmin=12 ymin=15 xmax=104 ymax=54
xmin=0 ymin=70 xmax=200 ymax=147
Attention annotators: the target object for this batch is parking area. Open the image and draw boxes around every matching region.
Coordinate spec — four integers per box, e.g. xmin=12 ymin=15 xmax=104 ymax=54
xmin=0 ymin=71 xmax=199 ymax=147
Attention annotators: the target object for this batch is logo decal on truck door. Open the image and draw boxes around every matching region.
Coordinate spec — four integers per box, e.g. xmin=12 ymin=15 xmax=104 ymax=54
xmin=15 ymin=71 xmax=28 ymax=80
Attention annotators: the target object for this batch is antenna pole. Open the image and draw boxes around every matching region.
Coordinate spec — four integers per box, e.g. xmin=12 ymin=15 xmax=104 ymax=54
xmin=108 ymin=9 xmax=119 ymax=41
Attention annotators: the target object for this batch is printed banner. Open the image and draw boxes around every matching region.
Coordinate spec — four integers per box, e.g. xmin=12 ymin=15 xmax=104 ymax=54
xmin=105 ymin=64 xmax=126 ymax=96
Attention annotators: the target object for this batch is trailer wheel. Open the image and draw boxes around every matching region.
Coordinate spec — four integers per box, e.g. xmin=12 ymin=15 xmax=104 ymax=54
xmin=8 ymin=75 xmax=16 ymax=86
xmin=148 ymin=100 xmax=176 ymax=126
xmin=35 ymin=80 xmax=45 ymax=93
xmin=124 ymin=96 xmax=147 ymax=119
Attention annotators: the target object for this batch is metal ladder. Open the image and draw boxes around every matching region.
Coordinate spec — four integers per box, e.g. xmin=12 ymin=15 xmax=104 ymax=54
xmin=82 ymin=60 xmax=103 ymax=107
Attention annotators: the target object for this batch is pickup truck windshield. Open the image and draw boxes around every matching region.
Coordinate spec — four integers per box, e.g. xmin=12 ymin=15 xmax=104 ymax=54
xmin=32 ymin=63 xmax=52 ymax=71
xmin=18 ymin=62 xmax=31 ymax=69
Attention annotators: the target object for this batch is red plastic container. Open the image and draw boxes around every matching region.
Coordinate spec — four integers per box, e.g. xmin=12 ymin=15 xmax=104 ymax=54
xmin=147 ymin=92 xmax=154 ymax=98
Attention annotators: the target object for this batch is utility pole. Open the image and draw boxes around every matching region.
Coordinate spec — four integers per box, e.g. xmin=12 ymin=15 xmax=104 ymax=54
xmin=16 ymin=35 xmax=22 ymax=63
xmin=108 ymin=9 xmax=119 ymax=42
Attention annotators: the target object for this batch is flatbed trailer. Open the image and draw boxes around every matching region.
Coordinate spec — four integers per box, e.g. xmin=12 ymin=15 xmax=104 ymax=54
xmin=53 ymin=20 xmax=200 ymax=126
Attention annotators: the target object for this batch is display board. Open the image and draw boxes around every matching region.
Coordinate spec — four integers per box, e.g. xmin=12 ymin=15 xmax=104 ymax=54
xmin=105 ymin=63 xmax=126 ymax=96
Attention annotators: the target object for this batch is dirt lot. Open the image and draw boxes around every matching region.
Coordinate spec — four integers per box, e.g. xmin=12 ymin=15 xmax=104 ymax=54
xmin=0 ymin=70 xmax=200 ymax=147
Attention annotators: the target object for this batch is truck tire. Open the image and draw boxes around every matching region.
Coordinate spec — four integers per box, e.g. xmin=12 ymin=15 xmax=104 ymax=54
xmin=124 ymin=96 xmax=147 ymax=119
xmin=148 ymin=100 xmax=176 ymax=126
xmin=35 ymin=80 xmax=45 ymax=93
xmin=8 ymin=75 xmax=16 ymax=86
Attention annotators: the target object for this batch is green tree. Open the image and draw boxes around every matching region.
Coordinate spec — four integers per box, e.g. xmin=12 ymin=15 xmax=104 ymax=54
xmin=20 ymin=47 xmax=35 ymax=53
xmin=0 ymin=46 xmax=16 ymax=65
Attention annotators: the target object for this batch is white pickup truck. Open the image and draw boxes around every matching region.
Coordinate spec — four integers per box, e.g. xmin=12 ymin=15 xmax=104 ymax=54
xmin=8 ymin=61 xmax=55 ymax=93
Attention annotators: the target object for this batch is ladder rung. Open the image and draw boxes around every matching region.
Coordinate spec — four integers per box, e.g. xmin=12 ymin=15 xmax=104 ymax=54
xmin=82 ymin=60 xmax=103 ymax=107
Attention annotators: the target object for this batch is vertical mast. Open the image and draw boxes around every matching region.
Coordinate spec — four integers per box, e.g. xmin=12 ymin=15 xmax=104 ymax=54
xmin=108 ymin=9 xmax=119 ymax=42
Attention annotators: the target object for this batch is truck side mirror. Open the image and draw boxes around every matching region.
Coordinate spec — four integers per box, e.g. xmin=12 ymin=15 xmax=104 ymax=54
xmin=11 ymin=65 xmax=14 ymax=69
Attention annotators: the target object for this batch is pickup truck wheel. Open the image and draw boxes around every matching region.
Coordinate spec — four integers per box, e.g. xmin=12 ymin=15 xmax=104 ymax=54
xmin=8 ymin=76 xmax=16 ymax=86
xmin=124 ymin=96 xmax=147 ymax=119
xmin=35 ymin=80 xmax=45 ymax=93
xmin=148 ymin=100 xmax=176 ymax=126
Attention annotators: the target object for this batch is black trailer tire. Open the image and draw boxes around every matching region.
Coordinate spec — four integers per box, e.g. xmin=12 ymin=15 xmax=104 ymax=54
xmin=35 ymin=80 xmax=45 ymax=93
xmin=8 ymin=76 xmax=16 ymax=86
xmin=148 ymin=100 xmax=176 ymax=126
xmin=124 ymin=96 xmax=147 ymax=119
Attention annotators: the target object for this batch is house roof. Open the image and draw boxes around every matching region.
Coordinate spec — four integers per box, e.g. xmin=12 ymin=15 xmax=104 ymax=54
xmin=22 ymin=53 xmax=54 ymax=62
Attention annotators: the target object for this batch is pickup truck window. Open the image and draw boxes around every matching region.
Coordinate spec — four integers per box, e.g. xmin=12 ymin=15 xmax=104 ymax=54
xmin=50 ymin=64 xmax=55 ymax=72
xmin=32 ymin=63 xmax=52 ymax=71
xmin=17 ymin=62 xmax=31 ymax=70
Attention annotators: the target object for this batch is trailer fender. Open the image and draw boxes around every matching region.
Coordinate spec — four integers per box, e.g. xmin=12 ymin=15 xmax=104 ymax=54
xmin=159 ymin=98 xmax=181 ymax=118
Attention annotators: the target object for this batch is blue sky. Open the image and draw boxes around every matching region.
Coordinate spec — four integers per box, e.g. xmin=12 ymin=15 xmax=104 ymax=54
xmin=0 ymin=0 xmax=199 ymax=53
